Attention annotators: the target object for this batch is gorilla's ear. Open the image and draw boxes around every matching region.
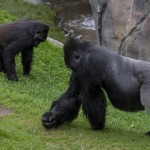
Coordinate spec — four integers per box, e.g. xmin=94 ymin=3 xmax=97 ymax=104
xmin=74 ymin=51 xmax=80 ymax=60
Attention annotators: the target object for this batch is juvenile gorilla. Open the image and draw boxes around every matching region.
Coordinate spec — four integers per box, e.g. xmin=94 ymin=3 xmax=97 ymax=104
xmin=42 ymin=38 xmax=150 ymax=136
xmin=0 ymin=19 xmax=49 ymax=81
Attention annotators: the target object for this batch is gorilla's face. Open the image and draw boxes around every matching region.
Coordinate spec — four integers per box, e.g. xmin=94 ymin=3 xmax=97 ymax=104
xmin=33 ymin=25 xmax=49 ymax=47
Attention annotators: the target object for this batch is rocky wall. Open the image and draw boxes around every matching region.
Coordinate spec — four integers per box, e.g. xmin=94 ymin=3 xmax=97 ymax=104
xmin=90 ymin=0 xmax=150 ymax=60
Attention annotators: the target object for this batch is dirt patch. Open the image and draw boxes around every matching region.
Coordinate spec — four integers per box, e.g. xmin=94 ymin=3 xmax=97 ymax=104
xmin=0 ymin=107 xmax=13 ymax=116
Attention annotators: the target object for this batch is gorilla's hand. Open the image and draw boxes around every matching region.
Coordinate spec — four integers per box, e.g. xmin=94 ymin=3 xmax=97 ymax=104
xmin=42 ymin=111 xmax=67 ymax=129
xmin=42 ymin=96 xmax=81 ymax=129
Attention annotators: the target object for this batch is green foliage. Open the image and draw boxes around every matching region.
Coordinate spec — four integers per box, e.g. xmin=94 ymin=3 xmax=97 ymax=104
xmin=0 ymin=0 xmax=54 ymax=23
xmin=0 ymin=10 xmax=17 ymax=23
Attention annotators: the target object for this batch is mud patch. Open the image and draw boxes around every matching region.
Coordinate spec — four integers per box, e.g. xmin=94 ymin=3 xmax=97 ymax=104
xmin=0 ymin=107 xmax=13 ymax=116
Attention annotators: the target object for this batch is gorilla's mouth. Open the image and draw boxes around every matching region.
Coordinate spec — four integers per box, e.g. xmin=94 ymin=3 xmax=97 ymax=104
xmin=33 ymin=39 xmax=43 ymax=47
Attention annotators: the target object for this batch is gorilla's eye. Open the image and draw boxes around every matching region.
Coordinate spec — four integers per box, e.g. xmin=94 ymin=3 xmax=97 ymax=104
xmin=36 ymin=31 xmax=41 ymax=34
xmin=75 ymin=55 xmax=80 ymax=60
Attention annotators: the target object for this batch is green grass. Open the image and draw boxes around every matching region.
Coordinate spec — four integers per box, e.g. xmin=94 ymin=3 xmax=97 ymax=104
xmin=0 ymin=0 xmax=65 ymax=42
xmin=0 ymin=41 xmax=149 ymax=150
xmin=0 ymin=5 xmax=150 ymax=150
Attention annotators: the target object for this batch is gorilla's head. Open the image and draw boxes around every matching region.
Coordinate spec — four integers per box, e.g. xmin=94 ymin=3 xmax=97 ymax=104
xmin=33 ymin=22 xmax=49 ymax=47
xmin=63 ymin=37 xmax=90 ymax=71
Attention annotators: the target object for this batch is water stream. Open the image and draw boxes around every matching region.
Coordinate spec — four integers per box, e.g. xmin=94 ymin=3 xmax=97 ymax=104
xmin=24 ymin=0 xmax=42 ymax=4
xmin=55 ymin=0 xmax=96 ymax=41
xmin=25 ymin=0 xmax=97 ymax=42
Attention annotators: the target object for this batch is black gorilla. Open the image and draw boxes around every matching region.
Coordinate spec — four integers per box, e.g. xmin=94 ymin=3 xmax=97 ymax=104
xmin=42 ymin=38 xmax=150 ymax=136
xmin=0 ymin=19 xmax=49 ymax=81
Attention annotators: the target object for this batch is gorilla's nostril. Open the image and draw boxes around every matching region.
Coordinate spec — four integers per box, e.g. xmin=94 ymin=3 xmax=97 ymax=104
xmin=42 ymin=117 xmax=48 ymax=122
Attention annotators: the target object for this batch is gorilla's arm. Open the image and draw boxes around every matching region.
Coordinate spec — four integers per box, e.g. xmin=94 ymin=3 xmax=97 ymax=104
xmin=42 ymin=72 xmax=81 ymax=129
xmin=3 ymin=42 xmax=19 ymax=81
xmin=81 ymin=83 xmax=106 ymax=130
xmin=140 ymin=72 xmax=150 ymax=112
xmin=140 ymin=72 xmax=150 ymax=136
xmin=21 ymin=47 xmax=33 ymax=76
xmin=3 ymin=39 xmax=33 ymax=81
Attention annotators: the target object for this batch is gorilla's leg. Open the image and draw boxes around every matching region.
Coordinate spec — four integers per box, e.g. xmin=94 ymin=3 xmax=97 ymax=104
xmin=21 ymin=48 xmax=33 ymax=76
xmin=145 ymin=131 xmax=150 ymax=136
xmin=0 ymin=55 xmax=5 ymax=72
xmin=42 ymin=73 xmax=81 ymax=129
xmin=2 ymin=44 xmax=18 ymax=81
xmin=140 ymin=76 xmax=150 ymax=136
xmin=81 ymin=86 xmax=106 ymax=130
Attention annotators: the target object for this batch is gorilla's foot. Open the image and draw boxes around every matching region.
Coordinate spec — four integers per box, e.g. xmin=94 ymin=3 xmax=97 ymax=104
xmin=145 ymin=131 xmax=150 ymax=136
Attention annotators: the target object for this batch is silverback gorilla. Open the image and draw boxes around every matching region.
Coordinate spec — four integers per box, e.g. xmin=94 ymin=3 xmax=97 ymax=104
xmin=42 ymin=38 xmax=150 ymax=136
xmin=0 ymin=20 xmax=49 ymax=81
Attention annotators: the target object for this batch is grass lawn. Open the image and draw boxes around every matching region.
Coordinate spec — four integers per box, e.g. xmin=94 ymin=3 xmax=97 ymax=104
xmin=0 ymin=2 xmax=150 ymax=150
xmin=0 ymin=41 xmax=149 ymax=150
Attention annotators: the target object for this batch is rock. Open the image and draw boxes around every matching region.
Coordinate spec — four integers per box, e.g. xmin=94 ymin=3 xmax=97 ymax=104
xmin=46 ymin=37 xmax=64 ymax=47
xmin=90 ymin=0 xmax=150 ymax=61
xmin=24 ymin=0 xmax=42 ymax=5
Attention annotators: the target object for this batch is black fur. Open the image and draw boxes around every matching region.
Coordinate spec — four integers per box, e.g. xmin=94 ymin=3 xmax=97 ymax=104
xmin=0 ymin=19 xmax=49 ymax=81
xmin=42 ymin=73 xmax=81 ymax=129
xmin=42 ymin=38 xmax=150 ymax=136
xmin=145 ymin=131 xmax=150 ymax=136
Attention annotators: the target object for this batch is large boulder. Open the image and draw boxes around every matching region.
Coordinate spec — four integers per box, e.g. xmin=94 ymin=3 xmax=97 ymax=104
xmin=90 ymin=0 xmax=150 ymax=60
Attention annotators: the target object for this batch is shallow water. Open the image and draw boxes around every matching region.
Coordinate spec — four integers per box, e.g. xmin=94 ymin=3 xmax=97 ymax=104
xmin=55 ymin=0 xmax=97 ymax=42
xmin=24 ymin=0 xmax=42 ymax=4
xmin=25 ymin=0 xmax=97 ymax=42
